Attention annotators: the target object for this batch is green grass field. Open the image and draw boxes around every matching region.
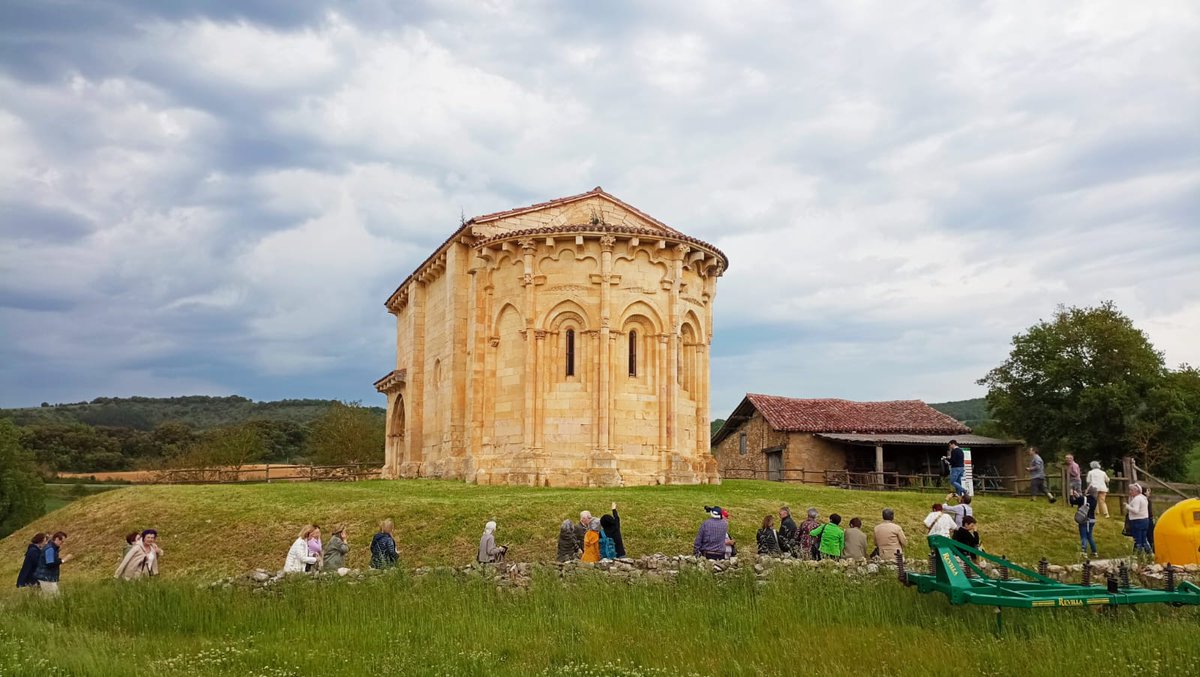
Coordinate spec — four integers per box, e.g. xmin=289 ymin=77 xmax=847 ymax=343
xmin=1 ymin=479 xmax=1135 ymax=582
xmin=2 ymin=480 xmax=1195 ymax=676
xmin=2 ymin=568 xmax=1197 ymax=676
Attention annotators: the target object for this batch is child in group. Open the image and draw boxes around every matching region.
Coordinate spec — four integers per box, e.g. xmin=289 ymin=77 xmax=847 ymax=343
xmin=305 ymin=526 xmax=323 ymax=572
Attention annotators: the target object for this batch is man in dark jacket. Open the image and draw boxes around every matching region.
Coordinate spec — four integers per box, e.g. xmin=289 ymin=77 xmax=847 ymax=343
xmin=599 ymin=502 xmax=626 ymax=558
xmin=574 ymin=510 xmax=592 ymax=551
xmin=16 ymin=533 xmax=47 ymax=588
xmin=777 ymin=506 xmax=798 ymax=556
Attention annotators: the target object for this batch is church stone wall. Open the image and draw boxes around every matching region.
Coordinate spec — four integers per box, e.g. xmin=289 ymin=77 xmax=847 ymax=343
xmin=379 ymin=192 xmax=727 ymax=487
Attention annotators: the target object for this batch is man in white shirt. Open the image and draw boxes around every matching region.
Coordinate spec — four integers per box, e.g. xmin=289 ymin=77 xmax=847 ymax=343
xmin=924 ymin=503 xmax=956 ymax=539
xmin=1124 ymin=484 xmax=1152 ymax=555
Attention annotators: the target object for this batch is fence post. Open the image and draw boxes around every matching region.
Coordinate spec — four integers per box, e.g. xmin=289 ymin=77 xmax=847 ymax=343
xmin=265 ymin=464 xmax=270 ymax=484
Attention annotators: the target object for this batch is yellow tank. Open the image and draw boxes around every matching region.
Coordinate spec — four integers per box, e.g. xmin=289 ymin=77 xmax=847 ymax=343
xmin=1154 ymin=497 xmax=1200 ymax=566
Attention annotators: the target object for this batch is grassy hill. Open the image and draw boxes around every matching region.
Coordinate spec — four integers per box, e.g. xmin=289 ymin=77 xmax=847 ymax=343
xmin=1 ymin=395 xmax=383 ymax=431
xmin=1 ymin=479 xmax=1129 ymax=584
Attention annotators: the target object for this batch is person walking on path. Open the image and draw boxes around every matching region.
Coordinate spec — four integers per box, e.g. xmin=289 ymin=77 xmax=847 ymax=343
xmin=1069 ymin=488 xmax=1098 ymax=557
xmin=798 ymin=508 xmax=822 ymax=560
xmin=757 ymin=515 xmax=782 ymax=555
xmin=557 ymin=519 xmax=581 ymax=562
xmin=599 ymin=502 xmax=626 ymax=558
xmin=694 ymin=506 xmax=731 ymax=560
xmin=777 ymin=506 xmax=798 ymax=557
xmin=945 ymin=440 xmax=966 ymax=497
xmin=941 ymin=494 xmax=973 ymax=528
xmin=1124 ymin=484 xmax=1152 ymax=555
xmin=1026 ymin=447 xmax=1056 ymax=503
xmin=1065 ymin=455 xmax=1082 ymax=494
xmin=924 ymin=504 xmax=956 ymax=539
xmin=323 ymin=525 xmax=350 ymax=570
xmin=478 ymin=521 xmax=507 ymax=563
xmin=1086 ymin=461 xmax=1110 ymax=517
xmin=952 ymin=516 xmax=981 ymax=561
xmin=114 ymin=529 xmax=162 ymax=580
xmin=811 ymin=514 xmax=845 ymax=560
xmin=874 ymin=509 xmax=908 ymax=562
xmin=581 ymin=519 xmax=602 ymax=563
xmin=370 ymin=519 xmax=400 ymax=570
xmin=16 ymin=533 xmax=46 ymax=589
xmin=34 ymin=531 xmax=71 ymax=596
xmin=285 ymin=525 xmax=320 ymax=573
xmin=843 ymin=518 xmax=868 ymax=560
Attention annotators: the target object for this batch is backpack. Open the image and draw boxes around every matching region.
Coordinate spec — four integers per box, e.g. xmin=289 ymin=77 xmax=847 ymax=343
xmin=599 ymin=529 xmax=617 ymax=560
xmin=1073 ymin=498 xmax=1089 ymax=525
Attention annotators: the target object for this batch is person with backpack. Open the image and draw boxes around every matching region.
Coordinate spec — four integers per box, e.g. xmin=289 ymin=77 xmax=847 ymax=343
xmin=478 ymin=520 xmax=508 ymax=563
xmin=811 ymin=514 xmax=845 ymax=560
xmin=597 ymin=522 xmax=617 ymax=560
xmin=777 ymin=506 xmax=798 ymax=556
xmin=581 ymin=519 xmax=602 ymax=562
xmin=1069 ymin=487 xmax=1098 ymax=557
xmin=757 ymin=515 xmax=782 ymax=555
xmin=599 ymin=502 xmax=626 ymax=558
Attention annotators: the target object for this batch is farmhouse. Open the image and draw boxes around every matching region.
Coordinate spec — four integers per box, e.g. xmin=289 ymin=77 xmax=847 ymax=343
xmin=376 ymin=188 xmax=728 ymax=487
xmin=711 ymin=394 xmax=1023 ymax=489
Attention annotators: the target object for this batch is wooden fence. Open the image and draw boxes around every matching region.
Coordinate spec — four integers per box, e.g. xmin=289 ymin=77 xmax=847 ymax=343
xmin=152 ymin=463 xmax=381 ymax=485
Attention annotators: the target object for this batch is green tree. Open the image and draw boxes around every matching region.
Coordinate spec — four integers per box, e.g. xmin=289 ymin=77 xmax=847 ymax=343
xmin=979 ymin=301 xmax=1200 ymax=476
xmin=173 ymin=425 xmax=267 ymax=470
xmin=0 ymin=420 xmax=45 ymax=538
xmin=305 ymin=401 xmax=385 ymax=465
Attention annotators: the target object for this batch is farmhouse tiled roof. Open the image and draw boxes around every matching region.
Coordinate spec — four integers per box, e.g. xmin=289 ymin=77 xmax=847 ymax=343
xmin=744 ymin=394 xmax=971 ymax=435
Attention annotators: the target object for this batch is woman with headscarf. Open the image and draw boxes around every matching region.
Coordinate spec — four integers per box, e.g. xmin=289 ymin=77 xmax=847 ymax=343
xmin=1086 ymin=461 xmax=1110 ymax=518
xmin=478 ymin=520 xmax=507 ymax=563
xmin=599 ymin=502 xmax=626 ymax=558
xmin=114 ymin=529 xmax=163 ymax=580
xmin=798 ymin=508 xmax=822 ymax=560
xmin=581 ymin=518 xmax=602 ymax=563
xmin=557 ymin=519 xmax=580 ymax=561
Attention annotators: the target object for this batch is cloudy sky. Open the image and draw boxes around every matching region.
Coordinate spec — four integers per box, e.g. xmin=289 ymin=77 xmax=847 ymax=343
xmin=1 ymin=1 xmax=1197 ymax=417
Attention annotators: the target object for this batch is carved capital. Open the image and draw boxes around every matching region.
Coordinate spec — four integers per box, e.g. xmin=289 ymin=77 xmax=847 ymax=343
xmin=518 ymin=238 xmax=537 ymax=253
xmin=534 ymin=330 xmax=547 ymax=341
xmin=488 ymin=336 xmax=500 ymax=348
xmin=599 ymin=234 xmax=617 ymax=251
xmin=674 ymin=243 xmax=692 ymax=258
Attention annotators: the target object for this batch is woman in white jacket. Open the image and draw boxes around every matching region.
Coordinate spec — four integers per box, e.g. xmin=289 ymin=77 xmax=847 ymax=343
xmin=1086 ymin=461 xmax=1110 ymax=518
xmin=284 ymin=524 xmax=319 ymax=573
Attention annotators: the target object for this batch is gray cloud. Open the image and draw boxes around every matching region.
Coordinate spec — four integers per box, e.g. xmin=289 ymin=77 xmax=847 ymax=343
xmin=1 ymin=0 xmax=1197 ymax=412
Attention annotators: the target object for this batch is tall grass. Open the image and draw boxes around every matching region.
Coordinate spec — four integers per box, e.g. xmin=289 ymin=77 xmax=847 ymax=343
xmin=1 ymin=570 xmax=1196 ymax=676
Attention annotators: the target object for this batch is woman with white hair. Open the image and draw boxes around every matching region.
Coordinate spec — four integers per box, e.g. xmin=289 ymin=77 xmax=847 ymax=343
xmin=478 ymin=521 xmax=507 ymax=564
xmin=1086 ymin=461 xmax=1110 ymax=517
xmin=1124 ymin=484 xmax=1152 ymax=555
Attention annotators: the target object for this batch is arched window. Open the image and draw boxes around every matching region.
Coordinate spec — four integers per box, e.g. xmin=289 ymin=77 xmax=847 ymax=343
xmin=628 ymin=331 xmax=638 ymax=377
xmin=565 ymin=329 xmax=576 ymax=377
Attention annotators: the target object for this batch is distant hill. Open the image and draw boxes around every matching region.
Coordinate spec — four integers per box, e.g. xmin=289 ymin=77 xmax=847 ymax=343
xmin=1 ymin=395 xmax=383 ymax=431
xmin=928 ymin=397 xmax=995 ymax=431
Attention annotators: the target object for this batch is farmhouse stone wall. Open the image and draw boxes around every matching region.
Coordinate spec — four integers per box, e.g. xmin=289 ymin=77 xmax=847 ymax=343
xmin=379 ymin=190 xmax=727 ymax=487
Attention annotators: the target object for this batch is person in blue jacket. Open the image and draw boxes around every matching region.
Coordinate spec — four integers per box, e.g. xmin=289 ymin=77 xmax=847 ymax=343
xmin=16 ymin=532 xmax=47 ymax=588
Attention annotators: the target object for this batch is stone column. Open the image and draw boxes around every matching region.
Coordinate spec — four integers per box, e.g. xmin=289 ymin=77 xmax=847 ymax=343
xmin=520 ymin=239 xmax=537 ymax=452
xmin=533 ymin=329 xmax=547 ymax=450
xmin=657 ymin=333 xmax=669 ymax=478
xmin=405 ymin=279 xmax=427 ymax=477
xmin=597 ymin=235 xmax=615 ymax=452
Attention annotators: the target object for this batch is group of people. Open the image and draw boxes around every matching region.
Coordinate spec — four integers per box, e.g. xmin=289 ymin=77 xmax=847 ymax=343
xmin=283 ymin=523 xmax=355 ymax=573
xmin=742 ymin=496 xmax=980 ymax=563
xmin=15 ymin=531 xmax=71 ymax=595
xmin=553 ymin=503 xmax=626 ymax=563
xmin=115 ymin=529 xmax=163 ymax=580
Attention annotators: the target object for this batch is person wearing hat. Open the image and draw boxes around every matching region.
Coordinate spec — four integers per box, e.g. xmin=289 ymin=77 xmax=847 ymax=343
xmin=694 ymin=506 xmax=732 ymax=560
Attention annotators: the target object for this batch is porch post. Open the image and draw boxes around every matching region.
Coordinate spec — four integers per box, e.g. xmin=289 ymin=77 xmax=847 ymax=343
xmin=875 ymin=444 xmax=884 ymax=489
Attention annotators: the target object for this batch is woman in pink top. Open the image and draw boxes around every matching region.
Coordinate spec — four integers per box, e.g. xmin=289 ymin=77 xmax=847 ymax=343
xmin=306 ymin=526 xmax=323 ymax=572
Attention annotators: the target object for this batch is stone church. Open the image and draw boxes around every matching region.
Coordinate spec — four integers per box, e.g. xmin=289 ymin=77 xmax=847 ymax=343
xmin=375 ymin=188 xmax=728 ymax=486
